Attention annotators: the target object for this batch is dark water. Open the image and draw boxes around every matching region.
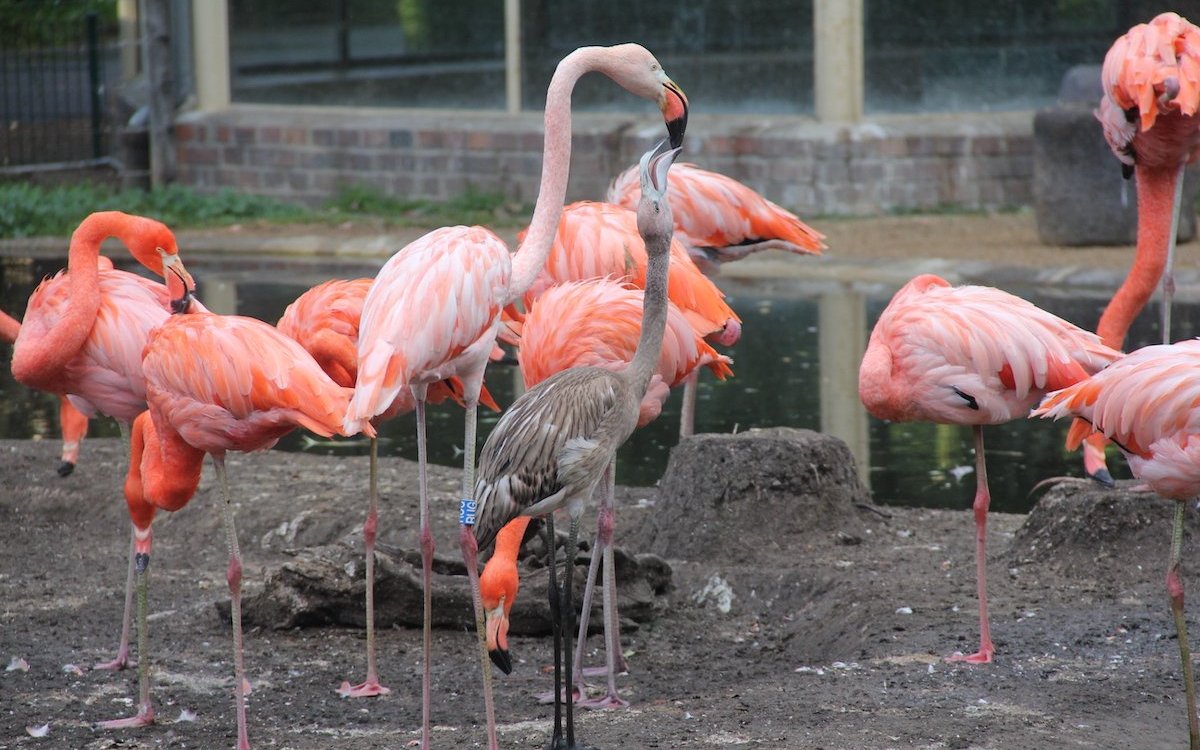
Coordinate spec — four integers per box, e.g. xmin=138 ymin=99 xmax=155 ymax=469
xmin=0 ymin=253 xmax=1188 ymax=514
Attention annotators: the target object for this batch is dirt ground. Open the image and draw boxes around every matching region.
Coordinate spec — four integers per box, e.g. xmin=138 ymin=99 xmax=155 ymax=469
xmin=4 ymin=212 xmax=1200 ymax=749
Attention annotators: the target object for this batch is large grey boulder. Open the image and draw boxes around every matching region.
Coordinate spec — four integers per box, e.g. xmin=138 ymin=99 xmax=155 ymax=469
xmin=1033 ymin=64 xmax=1199 ymax=246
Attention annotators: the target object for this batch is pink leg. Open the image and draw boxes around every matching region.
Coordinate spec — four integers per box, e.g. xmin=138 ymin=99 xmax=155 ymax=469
xmin=414 ymin=393 xmax=433 ymax=750
xmin=679 ymin=371 xmax=698 ymax=439
xmin=947 ymin=426 xmax=994 ymax=665
xmin=95 ymin=524 xmax=138 ymax=671
xmin=338 ymin=437 xmax=391 ymax=698
xmin=213 ymin=457 xmax=251 ymax=750
xmin=1167 ymin=501 xmax=1200 ymax=749
xmin=98 ymin=526 xmax=156 ymax=728
xmin=578 ymin=465 xmax=630 ymax=709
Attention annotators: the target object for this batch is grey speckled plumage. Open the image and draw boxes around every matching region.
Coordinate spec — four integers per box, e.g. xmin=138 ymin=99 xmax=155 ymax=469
xmin=472 ymin=140 xmax=680 ymax=554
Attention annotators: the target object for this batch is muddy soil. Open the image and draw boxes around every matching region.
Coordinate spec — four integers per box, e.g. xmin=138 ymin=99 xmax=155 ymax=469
xmin=3 ymin=432 xmax=1198 ymax=750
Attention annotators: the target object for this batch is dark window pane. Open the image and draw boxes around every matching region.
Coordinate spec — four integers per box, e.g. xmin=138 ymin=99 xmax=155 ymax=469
xmin=229 ymin=0 xmax=505 ymax=108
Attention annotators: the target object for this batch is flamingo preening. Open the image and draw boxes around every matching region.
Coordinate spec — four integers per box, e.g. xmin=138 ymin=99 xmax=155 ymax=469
xmin=341 ymin=44 xmax=687 ymax=750
xmin=858 ymin=274 xmax=1121 ymax=663
xmin=1036 ymin=339 xmax=1200 ymax=750
xmin=9 ymin=212 xmax=194 ymax=672
xmin=472 ymin=139 xmax=681 ymax=750
xmin=1084 ymin=11 xmax=1200 ymax=482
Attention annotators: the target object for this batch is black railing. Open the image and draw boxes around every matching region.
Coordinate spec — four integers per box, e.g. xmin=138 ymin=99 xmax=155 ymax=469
xmin=0 ymin=11 xmax=113 ymax=168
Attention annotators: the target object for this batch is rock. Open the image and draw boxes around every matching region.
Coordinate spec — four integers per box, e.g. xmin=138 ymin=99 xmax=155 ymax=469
xmin=1033 ymin=67 xmax=1199 ymax=246
xmin=1012 ymin=478 xmax=1199 ymax=580
xmin=636 ymin=427 xmax=871 ymax=563
xmin=226 ymin=539 xmax=671 ymax=635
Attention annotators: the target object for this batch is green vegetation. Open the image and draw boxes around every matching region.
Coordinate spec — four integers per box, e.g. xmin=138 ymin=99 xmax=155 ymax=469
xmin=0 ymin=182 xmax=528 ymax=240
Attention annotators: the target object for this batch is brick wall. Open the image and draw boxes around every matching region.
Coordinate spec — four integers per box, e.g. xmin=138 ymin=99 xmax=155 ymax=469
xmin=173 ymin=105 xmax=1033 ymax=216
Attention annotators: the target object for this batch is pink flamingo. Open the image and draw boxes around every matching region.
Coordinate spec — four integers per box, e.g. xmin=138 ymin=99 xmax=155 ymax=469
xmin=1 ymin=308 xmax=90 ymax=476
xmin=606 ymin=160 xmax=825 ymax=274
xmin=1084 ymin=11 xmax=1200 ymax=482
xmin=512 ymin=199 xmax=739 ymax=438
xmin=487 ymin=278 xmax=732 ymax=707
xmin=1035 ymin=339 xmax=1200 ymax=749
xmin=858 ymin=274 xmax=1121 ymax=663
xmin=276 ymin=277 xmax=499 ymax=698
xmin=341 ymin=44 xmax=687 ymax=750
xmin=109 ymin=304 xmax=352 ymax=747
xmin=10 ymin=211 xmax=193 ymax=672
xmin=472 ymin=140 xmax=681 ymax=750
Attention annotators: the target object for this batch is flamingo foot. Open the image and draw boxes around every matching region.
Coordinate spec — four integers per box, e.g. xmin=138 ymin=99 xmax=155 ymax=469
xmin=337 ymin=679 xmax=391 ymax=698
xmin=945 ymin=646 xmax=994 ymax=665
xmin=534 ymin=684 xmax=583 ymax=705
xmin=97 ymin=705 xmax=155 ymax=729
xmin=576 ymin=693 xmax=629 ymax=710
xmin=93 ymin=653 xmax=134 ymax=672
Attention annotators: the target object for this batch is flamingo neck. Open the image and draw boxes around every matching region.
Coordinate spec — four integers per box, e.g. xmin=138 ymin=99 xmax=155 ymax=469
xmin=480 ymin=516 xmax=530 ymax=610
xmin=858 ymin=334 xmax=911 ymax=422
xmin=508 ymin=47 xmax=609 ymax=302
xmin=1095 ymin=164 xmax=1180 ymax=349
xmin=138 ymin=413 xmax=205 ymax=514
xmin=627 ymin=243 xmax=671 ymax=397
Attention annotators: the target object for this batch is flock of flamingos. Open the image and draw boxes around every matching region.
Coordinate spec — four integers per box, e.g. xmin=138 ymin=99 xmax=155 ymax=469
xmin=3 ymin=11 xmax=1200 ymax=750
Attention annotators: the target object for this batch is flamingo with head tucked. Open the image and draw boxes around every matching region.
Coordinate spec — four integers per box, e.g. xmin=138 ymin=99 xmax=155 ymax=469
xmin=1084 ymin=11 xmax=1200 ymax=482
xmin=341 ymin=44 xmax=687 ymax=750
xmin=859 ymin=274 xmax=1121 ymax=664
xmin=10 ymin=212 xmax=194 ymax=672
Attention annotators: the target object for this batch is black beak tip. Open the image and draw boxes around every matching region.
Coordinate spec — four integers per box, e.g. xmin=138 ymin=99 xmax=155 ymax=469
xmin=490 ymin=648 xmax=513 ymax=676
xmin=56 ymin=460 xmax=75 ymax=478
xmin=170 ymin=292 xmax=193 ymax=315
xmin=1089 ymin=467 xmax=1116 ymax=488
xmin=667 ymin=116 xmax=686 ymax=150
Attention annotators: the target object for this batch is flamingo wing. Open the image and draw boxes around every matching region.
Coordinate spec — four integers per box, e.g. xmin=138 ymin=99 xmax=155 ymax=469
xmin=473 ymin=367 xmax=621 ymax=552
xmin=346 ymin=226 xmax=511 ymax=434
xmin=608 ymin=162 xmax=825 ymax=256
xmin=143 ymin=314 xmax=351 ymax=455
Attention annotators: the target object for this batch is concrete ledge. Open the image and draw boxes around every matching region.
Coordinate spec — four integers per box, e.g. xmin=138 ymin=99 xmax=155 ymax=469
xmin=173 ymin=105 xmax=1034 ymax=216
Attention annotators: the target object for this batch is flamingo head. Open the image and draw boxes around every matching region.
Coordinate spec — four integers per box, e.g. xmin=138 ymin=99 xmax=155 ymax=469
xmin=109 ymin=212 xmax=196 ymax=313
xmin=480 ymin=547 xmax=520 ymax=675
xmin=605 ymin=44 xmax=688 ymax=149
xmin=636 ymin=139 xmax=681 ymax=247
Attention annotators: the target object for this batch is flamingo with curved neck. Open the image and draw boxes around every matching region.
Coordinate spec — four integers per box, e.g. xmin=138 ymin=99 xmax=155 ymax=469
xmin=10 ymin=211 xmax=193 ymax=675
xmin=343 ymin=44 xmax=686 ymax=750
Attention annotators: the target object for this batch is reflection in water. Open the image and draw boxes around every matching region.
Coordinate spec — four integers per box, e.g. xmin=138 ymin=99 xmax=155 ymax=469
xmin=0 ymin=253 xmax=1189 ymax=514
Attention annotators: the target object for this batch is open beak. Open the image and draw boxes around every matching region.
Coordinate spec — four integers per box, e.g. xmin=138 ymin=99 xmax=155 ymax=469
xmin=662 ymin=80 xmax=688 ymax=150
xmin=486 ymin=604 xmax=513 ymax=675
xmin=161 ymin=254 xmax=196 ymax=314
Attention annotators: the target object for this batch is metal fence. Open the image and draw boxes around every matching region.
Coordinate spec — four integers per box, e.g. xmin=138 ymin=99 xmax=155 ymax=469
xmin=0 ymin=12 xmax=114 ymax=168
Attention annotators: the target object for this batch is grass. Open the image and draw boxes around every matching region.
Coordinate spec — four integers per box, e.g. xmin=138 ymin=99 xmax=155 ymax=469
xmin=0 ymin=182 xmax=529 ymax=240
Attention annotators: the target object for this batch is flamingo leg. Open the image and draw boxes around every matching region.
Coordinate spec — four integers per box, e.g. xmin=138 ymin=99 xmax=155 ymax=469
xmin=543 ymin=516 xmax=565 ymax=750
xmin=97 ymin=526 xmax=155 ymax=728
xmin=1167 ymin=500 xmax=1200 ymax=750
xmin=213 ymin=456 xmax=251 ymax=750
xmin=678 ymin=370 xmax=698 ymax=439
xmin=577 ymin=462 xmax=629 ymax=710
xmin=947 ymin=425 xmax=994 ymax=665
xmin=1161 ymin=163 xmax=1186 ymax=345
xmin=561 ymin=532 xmax=602 ymax=704
xmin=96 ymin=423 xmax=137 ymax=672
xmin=414 ymin=390 xmax=433 ymax=750
xmin=338 ymin=436 xmax=390 ymax=697
xmin=457 ymin=395 xmax=501 ymax=750
xmin=562 ymin=514 xmax=582 ymax=749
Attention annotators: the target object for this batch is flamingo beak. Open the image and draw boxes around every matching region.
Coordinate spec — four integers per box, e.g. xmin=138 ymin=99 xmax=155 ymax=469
xmin=486 ymin=602 xmax=513 ymax=675
xmin=662 ymin=80 xmax=688 ymax=150
xmin=160 ymin=252 xmax=196 ymax=314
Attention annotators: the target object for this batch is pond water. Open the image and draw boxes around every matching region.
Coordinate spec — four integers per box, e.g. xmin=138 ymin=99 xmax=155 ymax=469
xmin=0 ymin=252 xmax=1188 ymax=515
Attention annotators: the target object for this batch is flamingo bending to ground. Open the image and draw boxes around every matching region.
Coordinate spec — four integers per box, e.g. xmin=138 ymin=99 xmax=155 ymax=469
xmin=473 ymin=139 xmax=680 ymax=750
xmin=342 ymin=44 xmax=687 ymax=750
xmin=1035 ymin=339 xmax=1200 ymax=749
xmin=1084 ymin=11 xmax=1200 ymax=482
xmin=110 ymin=304 xmax=352 ymax=747
xmin=486 ymin=278 xmax=731 ymax=707
xmin=606 ymin=161 xmax=825 ymax=274
xmin=858 ymin=274 xmax=1121 ymax=663
xmin=512 ymin=199 xmax=739 ymax=438
xmin=10 ymin=211 xmax=194 ymax=672
xmin=1 ymin=309 xmax=90 ymax=476
xmin=277 ymin=277 xmax=498 ymax=698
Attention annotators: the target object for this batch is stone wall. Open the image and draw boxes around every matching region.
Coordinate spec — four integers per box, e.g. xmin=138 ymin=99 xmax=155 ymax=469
xmin=173 ymin=105 xmax=1033 ymax=216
